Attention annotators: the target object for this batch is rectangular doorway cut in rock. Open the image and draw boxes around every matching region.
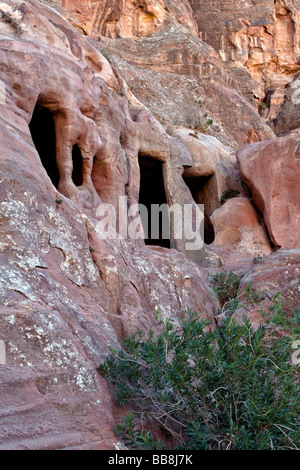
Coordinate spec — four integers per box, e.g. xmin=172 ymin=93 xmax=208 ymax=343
xmin=138 ymin=155 xmax=170 ymax=248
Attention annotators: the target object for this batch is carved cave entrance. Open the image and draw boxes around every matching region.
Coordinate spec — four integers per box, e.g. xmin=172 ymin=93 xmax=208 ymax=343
xmin=183 ymin=175 xmax=215 ymax=245
xmin=29 ymin=104 xmax=59 ymax=188
xmin=72 ymin=144 xmax=83 ymax=187
xmin=138 ymin=155 xmax=170 ymax=248
xmin=30 ymin=104 xmax=84 ymax=190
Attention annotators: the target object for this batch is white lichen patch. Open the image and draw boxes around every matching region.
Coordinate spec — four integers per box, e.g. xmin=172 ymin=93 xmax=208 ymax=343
xmin=0 ymin=263 xmax=38 ymax=301
xmin=0 ymin=2 xmax=24 ymax=33
xmin=104 ymin=265 xmax=119 ymax=274
xmin=0 ymin=256 xmax=78 ymax=310
xmin=0 ymin=2 xmax=11 ymax=13
xmin=6 ymin=314 xmax=16 ymax=325
xmin=0 ymin=233 xmax=16 ymax=251
xmin=5 ymin=312 xmax=97 ymax=390
xmin=39 ymin=311 xmax=61 ymax=331
xmin=114 ymin=441 xmax=128 ymax=450
xmin=1 ymin=188 xmax=99 ymax=303
xmin=8 ymin=342 xmax=33 ymax=367
xmin=132 ymin=257 xmax=152 ymax=275
xmin=74 ymin=212 xmax=86 ymax=225
xmin=42 ymin=338 xmax=79 ymax=367
xmin=74 ymin=367 xmax=96 ymax=391
xmin=0 ymin=193 xmax=48 ymax=251
xmin=13 ymin=249 xmax=47 ymax=271
xmin=44 ymin=207 xmax=98 ymax=285
xmin=1 ymin=198 xmax=28 ymax=224
xmin=43 ymin=276 xmax=77 ymax=309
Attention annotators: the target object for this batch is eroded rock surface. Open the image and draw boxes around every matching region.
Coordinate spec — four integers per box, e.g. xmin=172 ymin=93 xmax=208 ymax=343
xmin=0 ymin=0 xmax=299 ymax=451
xmin=272 ymin=71 xmax=300 ymax=134
xmin=232 ymin=249 xmax=300 ymax=328
xmin=210 ymin=197 xmax=271 ymax=255
xmin=189 ymin=0 xmax=300 ymax=120
xmin=56 ymin=0 xmax=275 ymax=150
xmin=61 ymin=0 xmax=198 ymax=39
xmin=0 ymin=0 xmax=220 ymax=450
xmin=237 ymin=130 xmax=300 ymax=249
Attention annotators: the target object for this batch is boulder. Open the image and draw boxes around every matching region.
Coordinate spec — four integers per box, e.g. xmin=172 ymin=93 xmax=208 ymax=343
xmin=232 ymin=248 xmax=300 ymax=328
xmin=237 ymin=131 xmax=300 ymax=249
xmin=210 ymin=197 xmax=271 ymax=255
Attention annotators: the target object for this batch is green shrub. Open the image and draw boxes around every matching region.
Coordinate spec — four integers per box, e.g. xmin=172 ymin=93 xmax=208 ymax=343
xmin=253 ymin=254 xmax=264 ymax=264
xmin=211 ymin=271 xmax=241 ymax=305
xmin=244 ymin=283 xmax=266 ymax=307
xmin=220 ymin=189 xmax=240 ymax=203
xmin=99 ymin=302 xmax=300 ymax=450
xmin=201 ymin=117 xmax=214 ymax=133
xmin=258 ymin=101 xmax=267 ymax=109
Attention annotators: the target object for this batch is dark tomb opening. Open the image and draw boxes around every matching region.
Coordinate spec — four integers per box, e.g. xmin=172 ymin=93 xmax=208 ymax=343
xmin=29 ymin=104 xmax=59 ymax=188
xmin=72 ymin=144 xmax=83 ymax=187
xmin=183 ymin=175 xmax=215 ymax=245
xmin=138 ymin=155 xmax=170 ymax=248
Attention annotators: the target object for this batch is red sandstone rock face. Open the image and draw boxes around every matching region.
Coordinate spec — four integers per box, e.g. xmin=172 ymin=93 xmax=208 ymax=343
xmin=61 ymin=0 xmax=198 ymax=38
xmin=272 ymin=71 xmax=300 ymax=134
xmin=189 ymin=0 xmax=300 ymax=119
xmin=0 ymin=0 xmax=220 ymax=450
xmin=210 ymin=197 xmax=271 ymax=255
xmin=232 ymin=248 xmax=300 ymax=328
xmin=237 ymin=130 xmax=300 ymax=249
xmin=0 ymin=0 xmax=299 ymax=451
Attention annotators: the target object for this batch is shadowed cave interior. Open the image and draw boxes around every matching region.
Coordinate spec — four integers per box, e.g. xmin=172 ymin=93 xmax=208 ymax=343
xmin=138 ymin=155 xmax=170 ymax=248
xmin=72 ymin=144 xmax=83 ymax=187
xmin=29 ymin=104 xmax=60 ymax=189
xmin=183 ymin=175 xmax=215 ymax=245
xmin=29 ymin=105 xmax=213 ymax=247
xmin=29 ymin=104 xmax=84 ymax=189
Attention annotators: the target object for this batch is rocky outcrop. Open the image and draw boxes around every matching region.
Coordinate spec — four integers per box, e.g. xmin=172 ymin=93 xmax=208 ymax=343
xmin=233 ymin=248 xmax=300 ymax=328
xmin=272 ymin=71 xmax=300 ymax=134
xmin=0 ymin=0 xmax=299 ymax=451
xmin=167 ymin=127 xmax=239 ymax=245
xmin=0 ymin=0 xmax=219 ymax=450
xmin=237 ymin=130 xmax=300 ymax=249
xmin=210 ymin=197 xmax=271 ymax=255
xmin=55 ymin=0 xmax=275 ymax=150
xmin=61 ymin=0 xmax=198 ymax=38
xmin=189 ymin=0 xmax=300 ymax=119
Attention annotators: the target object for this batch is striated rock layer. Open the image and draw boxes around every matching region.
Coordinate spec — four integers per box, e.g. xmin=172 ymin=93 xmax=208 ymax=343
xmin=0 ymin=0 xmax=299 ymax=450
xmin=189 ymin=0 xmax=300 ymax=122
xmin=56 ymin=0 xmax=275 ymax=150
xmin=61 ymin=0 xmax=199 ymax=39
xmin=272 ymin=71 xmax=300 ymax=134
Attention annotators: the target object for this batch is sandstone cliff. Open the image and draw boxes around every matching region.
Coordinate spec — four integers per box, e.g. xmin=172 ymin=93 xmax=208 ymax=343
xmin=189 ymin=0 xmax=300 ymax=123
xmin=0 ymin=0 xmax=299 ymax=449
